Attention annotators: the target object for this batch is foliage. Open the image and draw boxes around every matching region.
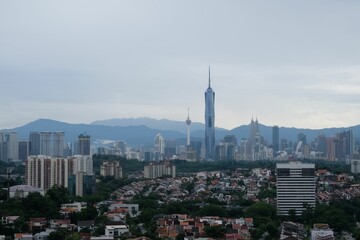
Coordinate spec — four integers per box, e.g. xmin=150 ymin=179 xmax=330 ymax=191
xmin=22 ymin=192 xmax=59 ymax=219
xmin=48 ymin=229 xmax=81 ymax=240
xmin=257 ymin=188 xmax=276 ymax=199
xmin=198 ymin=204 xmax=228 ymax=217
xmin=204 ymin=225 xmax=226 ymax=239
xmin=46 ymin=185 xmax=71 ymax=207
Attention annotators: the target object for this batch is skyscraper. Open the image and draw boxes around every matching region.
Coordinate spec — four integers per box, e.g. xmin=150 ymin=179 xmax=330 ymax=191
xmin=29 ymin=132 xmax=41 ymax=156
xmin=205 ymin=67 xmax=215 ymax=160
xmin=272 ymin=126 xmax=279 ymax=153
xmin=78 ymin=134 xmax=91 ymax=155
xmin=0 ymin=132 xmax=19 ymax=163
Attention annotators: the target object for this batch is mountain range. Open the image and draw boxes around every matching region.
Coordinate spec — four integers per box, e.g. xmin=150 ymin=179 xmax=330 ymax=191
xmin=3 ymin=118 xmax=359 ymax=147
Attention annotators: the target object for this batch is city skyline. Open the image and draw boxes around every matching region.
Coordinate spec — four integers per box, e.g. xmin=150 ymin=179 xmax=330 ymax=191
xmin=1 ymin=1 xmax=359 ymax=130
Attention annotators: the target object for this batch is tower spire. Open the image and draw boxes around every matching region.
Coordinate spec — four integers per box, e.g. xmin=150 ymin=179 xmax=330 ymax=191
xmin=208 ymin=65 xmax=211 ymax=88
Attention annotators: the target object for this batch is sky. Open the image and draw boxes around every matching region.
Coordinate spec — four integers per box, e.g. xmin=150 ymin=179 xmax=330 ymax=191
xmin=0 ymin=1 xmax=360 ymax=130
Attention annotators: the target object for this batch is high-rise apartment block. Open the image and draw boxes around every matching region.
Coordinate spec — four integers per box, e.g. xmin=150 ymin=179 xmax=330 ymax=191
xmin=100 ymin=161 xmax=123 ymax=179
xmin=25 ymin=155 xmax=94 ymax=196
xmin=144 ymin=161 xmax=176 ymax=179
xmin=205 ymin=67 xmax=215 ymax=160
xmin=276 ymin=162 xmax=315 ymax=216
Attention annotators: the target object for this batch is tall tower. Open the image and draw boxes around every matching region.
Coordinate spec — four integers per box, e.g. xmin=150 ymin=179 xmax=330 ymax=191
xmin=186 ymin=108 xmax=192 ymax=146
xmin=205 ymin=67 xmax=215 ymax=160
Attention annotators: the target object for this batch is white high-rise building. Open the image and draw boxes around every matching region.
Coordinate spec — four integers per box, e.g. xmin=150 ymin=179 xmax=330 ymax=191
xmin=276 ymin=162 xmax=315 ymax=216
xmin=154 ymin=134 xmax=165 ymax=161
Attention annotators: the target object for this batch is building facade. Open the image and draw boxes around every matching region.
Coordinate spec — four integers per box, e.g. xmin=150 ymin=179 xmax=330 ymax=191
xmin=144 ymin=161 xmax=176 ymax=179
xmin=100 ymin=161 xmax=123 ymax=179
xmin=78 ymin=134 xmax=91 ymax=155
xmin=25 ymin=155 xmax=94 ymax=196
xmin=272 ymin=126 xmax=279 ymax=154
xmin=276 ymin=162 xmax=315 ymax=216
xmin=205 ymin=68 xmax=215 ymax=160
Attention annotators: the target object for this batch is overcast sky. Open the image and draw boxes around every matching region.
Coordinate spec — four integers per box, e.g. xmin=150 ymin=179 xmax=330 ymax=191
xmin=1 ymin=1 xmax=359 ymax=130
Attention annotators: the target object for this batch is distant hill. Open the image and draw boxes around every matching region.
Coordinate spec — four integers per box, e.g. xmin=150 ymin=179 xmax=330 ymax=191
xmin=11 ymin=119 xmax=186 ymax=147
xmin=3 ymin=118 xmax=360 ymax=147
xmin=91 ymin=117 xmax=228 ymax=134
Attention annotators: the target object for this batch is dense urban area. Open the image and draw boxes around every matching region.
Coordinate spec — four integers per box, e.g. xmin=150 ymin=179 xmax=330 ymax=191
xmin=1 ymin=151 xmax=360 ymax=240
xmin=0 ymin=80 xmax=360 ymax=240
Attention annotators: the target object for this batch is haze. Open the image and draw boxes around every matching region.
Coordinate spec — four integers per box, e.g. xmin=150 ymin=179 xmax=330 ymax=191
xmin=1 ymin=1 xmax=359 ymax=130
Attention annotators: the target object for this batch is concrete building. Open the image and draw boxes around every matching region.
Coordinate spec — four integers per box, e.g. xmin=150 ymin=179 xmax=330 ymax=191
xmin=0 ymin=132 xmax=19 ymax=163
xmin=276 ymin=162 xmax=316 ymax=216
xmin=52 ymin=132 xmax=65 ymax=157
xmin=272 ymin=126 xmax=279 ymax=154
xmin=154 ymin=134 xmax=165 ymax=161
xmin=205 ymin=67 xmax=215 ymax=160
xmin=100 ymin=161 xmax=123 ymax=179
xmin=29 ymin=132 xmax=41 ymax=156
xmin=144 ymin=161 xmax=176 ymax=179
xmin=68 ymin=172 xmax=95 ymax=197
xmin=311 ymin=224 xmax=334 ymax=240
xmin=9 ymin=185 xmax=44 ymax=198
xmin=18 ymin=140 xmax=29 ymax=161
xmin=25 ymin=155 xmax=93 ymax=193
xmin=78 ymin=134 xmax=91 ymax=155
xmin=351 ymin=159 xmax=360 ymax=174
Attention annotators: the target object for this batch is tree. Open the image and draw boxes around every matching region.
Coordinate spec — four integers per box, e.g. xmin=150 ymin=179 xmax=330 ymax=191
xmin=198 ymin=204 xmax=228 ymax=217
xmin=46 ymin=185 xmax=71 ymax=207
xmin=204 ymin=226 xmax=225 ymax=239
xmin=22 ymin=192 xmax=58 ymax=219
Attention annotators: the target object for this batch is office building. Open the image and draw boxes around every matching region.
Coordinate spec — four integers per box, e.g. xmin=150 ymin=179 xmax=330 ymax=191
xmin=276 ymin=162 xmax=315 ymax=216
xmin=29 ymin=132 xmax=41 ymax=156
xmin=205 ymin=67 xmax=215 ymax=160
xmin=272 ymin=126 xmax=279 ymax=153
xmin=0 ymin=132 xmax=19 ymax=163
xmin=18 ymin=140 xmax=29 ymax=161
xmin=68 ymin=172 xmax=95 ymax=197
xmin=78 ymin=134 xmax=91 ymax=155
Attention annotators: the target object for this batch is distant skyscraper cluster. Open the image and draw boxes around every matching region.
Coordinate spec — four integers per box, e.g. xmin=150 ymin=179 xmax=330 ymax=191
xmin=0 ymin=68 xmax=357 ymax=165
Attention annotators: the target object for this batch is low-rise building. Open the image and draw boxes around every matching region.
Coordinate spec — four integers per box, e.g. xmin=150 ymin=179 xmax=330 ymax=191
xmin=311 ymin=224 xmax=334 ymax=240
xmin=105 ymin=224 xmax=129 ymax=237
